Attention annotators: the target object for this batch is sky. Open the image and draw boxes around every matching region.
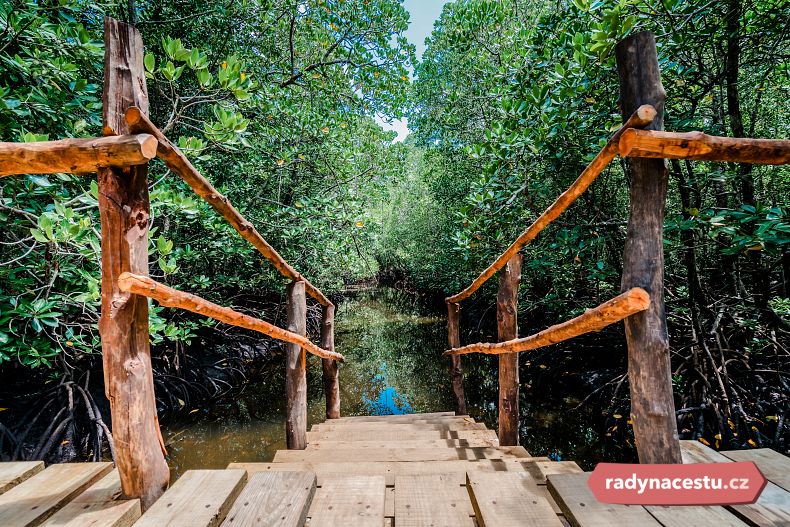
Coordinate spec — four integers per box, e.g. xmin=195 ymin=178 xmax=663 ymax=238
xmin=375 ymin=0 xmax=448 ymax=142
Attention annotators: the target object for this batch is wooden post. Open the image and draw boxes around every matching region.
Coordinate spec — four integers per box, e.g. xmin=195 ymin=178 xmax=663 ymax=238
xmin=286 ymin=281 xmax=308 ymax=449
xmin=321 ymin=304 xmax=340 ymax=419
xmin=496 ymin=254 xmax=522 ymax=446
xmin=446 ymin=302 xmax=467 ymax=415
xmin=616 ymin=31 xmax=682 ymax=464
xmin=97 ymin=18 xmax=169 ymax=509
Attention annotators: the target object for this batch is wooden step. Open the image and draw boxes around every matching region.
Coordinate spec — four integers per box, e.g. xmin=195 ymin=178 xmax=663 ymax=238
xmin=395 ymin=473 xmax=474 ymax=526
xmin=134 ymin=469 xmax=245 ymax=527
xmin=312 ymin=421 xmax=487 ymax=432
xmin=307 ymin=439 xmax=499 ymax=450
xmin=333 ymin=411 xmax=458 ymax=422
xmin=468 ymin=471 xmax=563 ymax=527
xmin=307 ymin=475 xmax=385 ymax=527
xmin=41 ymin=470 xmax=141 ymax=527
xmin=220 ymin=471 xmax=315 ymax=527
xmin=307 ymin=428 xmax=498 ymax=443
xmin=274 ymin=446 xmax=530 ymax=463
xmin=0 ymin=462 xmax=112 ymax=527
xmin=0 ymin=461 xmax=44 ymax=494
xmin=230 ymin=459 xmax=545 ymax=486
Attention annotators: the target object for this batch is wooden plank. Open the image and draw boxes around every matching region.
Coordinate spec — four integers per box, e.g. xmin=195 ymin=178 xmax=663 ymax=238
xmin=394 ymin=474 xmax=474 ymax=526
xmin=308 ymin=475 xmax=385 ymax=527
xmin=0 ymin=461 xmax=44 ymax=494
xmin=547 ymin=473 xmax=660 ymax=527
xmin=220 ymin=471 xmax=315 ymax=527
xmin=307 ymin=439 xmax=499 ymax=450
xmin=522 ymin=461 xmax=583 ymax=485
xmin=313 ymin=422 xmax=487 ymax=432
xmin=321 ymin=304 xmax=340 ymax=419
xmin=468 ymin=471 xmax=563 ymax=527
xmin=41 ymin=470 xmax=140 ymax=527
xmin=230 ymin=459 xmax=540 ymax=486
xmin=134 ymin=469 xmax=245 ymax=527
xmin=311 ymin=417 xmax=474 ymax=428
xmin=721 ymin=448 xmax=790 ymax=492
xmin=335 ymin=412 xmax=456 ymax=422
xmin=307 ymin=428 xmax=498 ymax=442
xmin=645 ymin=505 xmax=748 ymax=527
xmin=0 ymin=462 xmax=112 ymax=527
xmin=681 ymin=441 xmax=790 ymax=526
xmin=274 ymin=447 xmax=529 ymax=463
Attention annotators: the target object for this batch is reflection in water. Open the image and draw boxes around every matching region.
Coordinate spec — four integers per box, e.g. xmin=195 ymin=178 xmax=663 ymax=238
xmin=161 ymin=287 xmax=609 ymax=479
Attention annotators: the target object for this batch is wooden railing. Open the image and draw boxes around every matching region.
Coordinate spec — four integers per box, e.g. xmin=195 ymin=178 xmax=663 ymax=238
xmin=444 ymin=31 xmax=790 ymax=464
xmin=0 ymin=17 xmax=342 ymax=509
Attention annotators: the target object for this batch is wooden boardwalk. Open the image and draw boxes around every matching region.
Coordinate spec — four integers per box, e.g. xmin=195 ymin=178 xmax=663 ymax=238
xmin=0 ymin=413 xmax=788 ymax=526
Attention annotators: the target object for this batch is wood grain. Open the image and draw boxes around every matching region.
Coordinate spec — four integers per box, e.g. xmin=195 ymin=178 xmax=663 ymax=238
xmin=468 ymin=471 xmax=563 ymax=527
xmin=308 ymin=475 xmax=385 ymax=527
xmin=619 ymin=129 xmax=790 ymax=164
xmin=220 ymin=471 xmax=316 ymax=527
xmin=616 ymin=29 xmax=682 ymax=464
xmin=41 ymin=470 xmax=141 ymax=527
xmin=117 ymin=273 xmax=341 ymax=360
xmin=497 ymin=254 xmax=522 ymax=446
xmin=446 ymin=302 xmax=468 ymax=415
xmin=394 ymin=473 xmax=474 ymax=526
xmin=98 ymin=17 xmax=169 ymax=509
xmin=0 ymin=135 xmax=157 ymax=177
xmin=274 ymin=446 xmax=529 ymax=462
xmin=320 ymin=304 xmax=341 ymax=419
xmin=446 ymin=288 xmax=650 ymax=355
xmin=286 ymin=281 xmax=308 ymax=450
xmin=721 ymin=448 xmax=790 ymax=492
xmin=0 ymin=461 xmax=44 ymax=494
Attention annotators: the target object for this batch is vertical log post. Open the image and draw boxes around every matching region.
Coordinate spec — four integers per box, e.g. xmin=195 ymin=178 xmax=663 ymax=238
xmin=98 ymin=18 xmax=169 ymax=509
xmin=321 ymin=304 xmax=340 ymax=419
xmin=285 ymin=281 xmax=308 ymax=449
xmin=446 ymin=302 xmax=467 ymax=415
xmin=616 ymin=31 xmax=682 ymax=463
xmin=496 ymin=254 xmax=522 ymax=446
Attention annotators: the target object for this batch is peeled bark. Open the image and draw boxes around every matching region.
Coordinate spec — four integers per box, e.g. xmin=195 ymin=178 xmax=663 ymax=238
xmin=497 ymin=255 xmax=522 ymax=446
xmin=285 ymin=281 xmax=308 ymax=450
xmin=321 ymin=304 xmax=341 ymax=419
xmin=446 ymin=302 xmax=467 ymax=415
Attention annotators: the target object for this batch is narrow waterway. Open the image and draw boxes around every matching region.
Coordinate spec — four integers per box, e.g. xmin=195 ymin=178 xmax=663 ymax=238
xmin=162 ymin=287 xmax=611 ymax=477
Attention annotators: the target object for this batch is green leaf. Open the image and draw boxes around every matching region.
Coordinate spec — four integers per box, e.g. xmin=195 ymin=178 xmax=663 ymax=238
xmin=144 ymin=52 xmax=155 ymax=73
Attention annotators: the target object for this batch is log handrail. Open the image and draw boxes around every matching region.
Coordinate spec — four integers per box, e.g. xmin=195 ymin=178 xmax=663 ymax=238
xmin=445 ymin=104 xmax=657 ymax=304
xmin=117 ymin=272 xmax=343 ymax=361
xmin=124 ymin=107 xmax=333 ymax=308
xmin=619 ymin=129 xmax=790 ymax=165
xmin=445 ymin=288 xmax=649 ymax=356
xmin=0 ymin=134 xmax=158 ymax=177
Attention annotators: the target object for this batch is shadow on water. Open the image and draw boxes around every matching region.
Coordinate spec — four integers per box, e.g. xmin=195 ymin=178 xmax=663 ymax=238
xmin=162 ymin=287 xmax=609 ymax=478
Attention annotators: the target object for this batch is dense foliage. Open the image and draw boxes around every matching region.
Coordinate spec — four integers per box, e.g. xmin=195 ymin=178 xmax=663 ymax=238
xmin=0 ymin=0 xmax=788 ymax=460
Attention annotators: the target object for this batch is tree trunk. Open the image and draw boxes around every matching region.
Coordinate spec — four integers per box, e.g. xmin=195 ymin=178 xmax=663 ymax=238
xmin=446 ymin=302 xmax=467 ymax=415
xmin=616 ymin=31 xmax=682 ymax=464
xmin=285 ymin=281 xmax=308 ymax=449
xmin=497 ymin=254 xmax=522 ymax=446
xmin=98 ymin=17 xmax=169 ymax=510
xmin=321 ymin=304 xmax=340 ymax=419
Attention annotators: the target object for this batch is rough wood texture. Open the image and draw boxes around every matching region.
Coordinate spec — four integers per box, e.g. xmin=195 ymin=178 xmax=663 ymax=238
xmin=619 ymin=129 xmax=790 ymax=164
xmin=117 ymin=272 xmax=341 ymax=360
xmin=497 ymin=255 xmax=522 ymax=446
xmin=41 ymin=470 xmax=141 ymax=527
xmin=306 ymin=428 xmax=499 ymax=443
xmin=395 ymin=474 xmax=474 ymax=526
xmin=98 ymin=17 xmax=169 ymax=510
xmin=124 ymin=106 xmax=332 ymax=307
xmin=523 ymin=460 xmax=583 ymax=485
xmin=722 ymin=448 xmax=790 ymax=492
xmin=548 ymin=473 xmax=661 ymax=527
xmin=0 ymin=461 xmax=44 ymax=494
xmin=447 ymin=288 xmax=650 ymax=355
xmin=274 ymin=446 xmax=528 ymax=463
xmin=220 ymin=471 xmax=316 ymax=527
xmin=0 ymin=462 xmax=112 ymax=527
xmin=0 ymin=134 xmax=157 ymax=177
xmin=308 ymin=475 xmax=385 ymax=527
xmin=468 ymin=472 xmax=563 ymax=527
xmin=286 ymin=281 xmax=308 ymax=450
xmin=320 ymin=304 xmax=340 ymax=419
xmin=134 ymin=469 xmax=245 ymax=527
xmin=313 ymin=421 xmax=487 ymax=432
xmin=616 ymin=30 xmax=682 ymax=464
xmin=645 ymin=505 xmax=748 ymax=527
xmin=446 ymin=302 xmax=468 ymax=415
xmin=446 ymin=104 xmax=656 ymax=303
xmin=680 ymin=441 xmax=790 ymax=526
xmin=306 ymin=439 xmax=499 ymax=449
xmin=335 ymin=412 xmax=456 ymax=423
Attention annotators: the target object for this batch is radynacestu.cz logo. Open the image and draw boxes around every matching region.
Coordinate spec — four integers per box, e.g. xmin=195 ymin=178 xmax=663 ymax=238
xmin=588 ymin=462 xmax=766 ymax=505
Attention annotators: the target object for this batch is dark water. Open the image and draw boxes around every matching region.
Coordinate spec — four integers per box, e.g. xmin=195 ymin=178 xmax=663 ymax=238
xmin=161 ymin=288 xmax=609 ymax=478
